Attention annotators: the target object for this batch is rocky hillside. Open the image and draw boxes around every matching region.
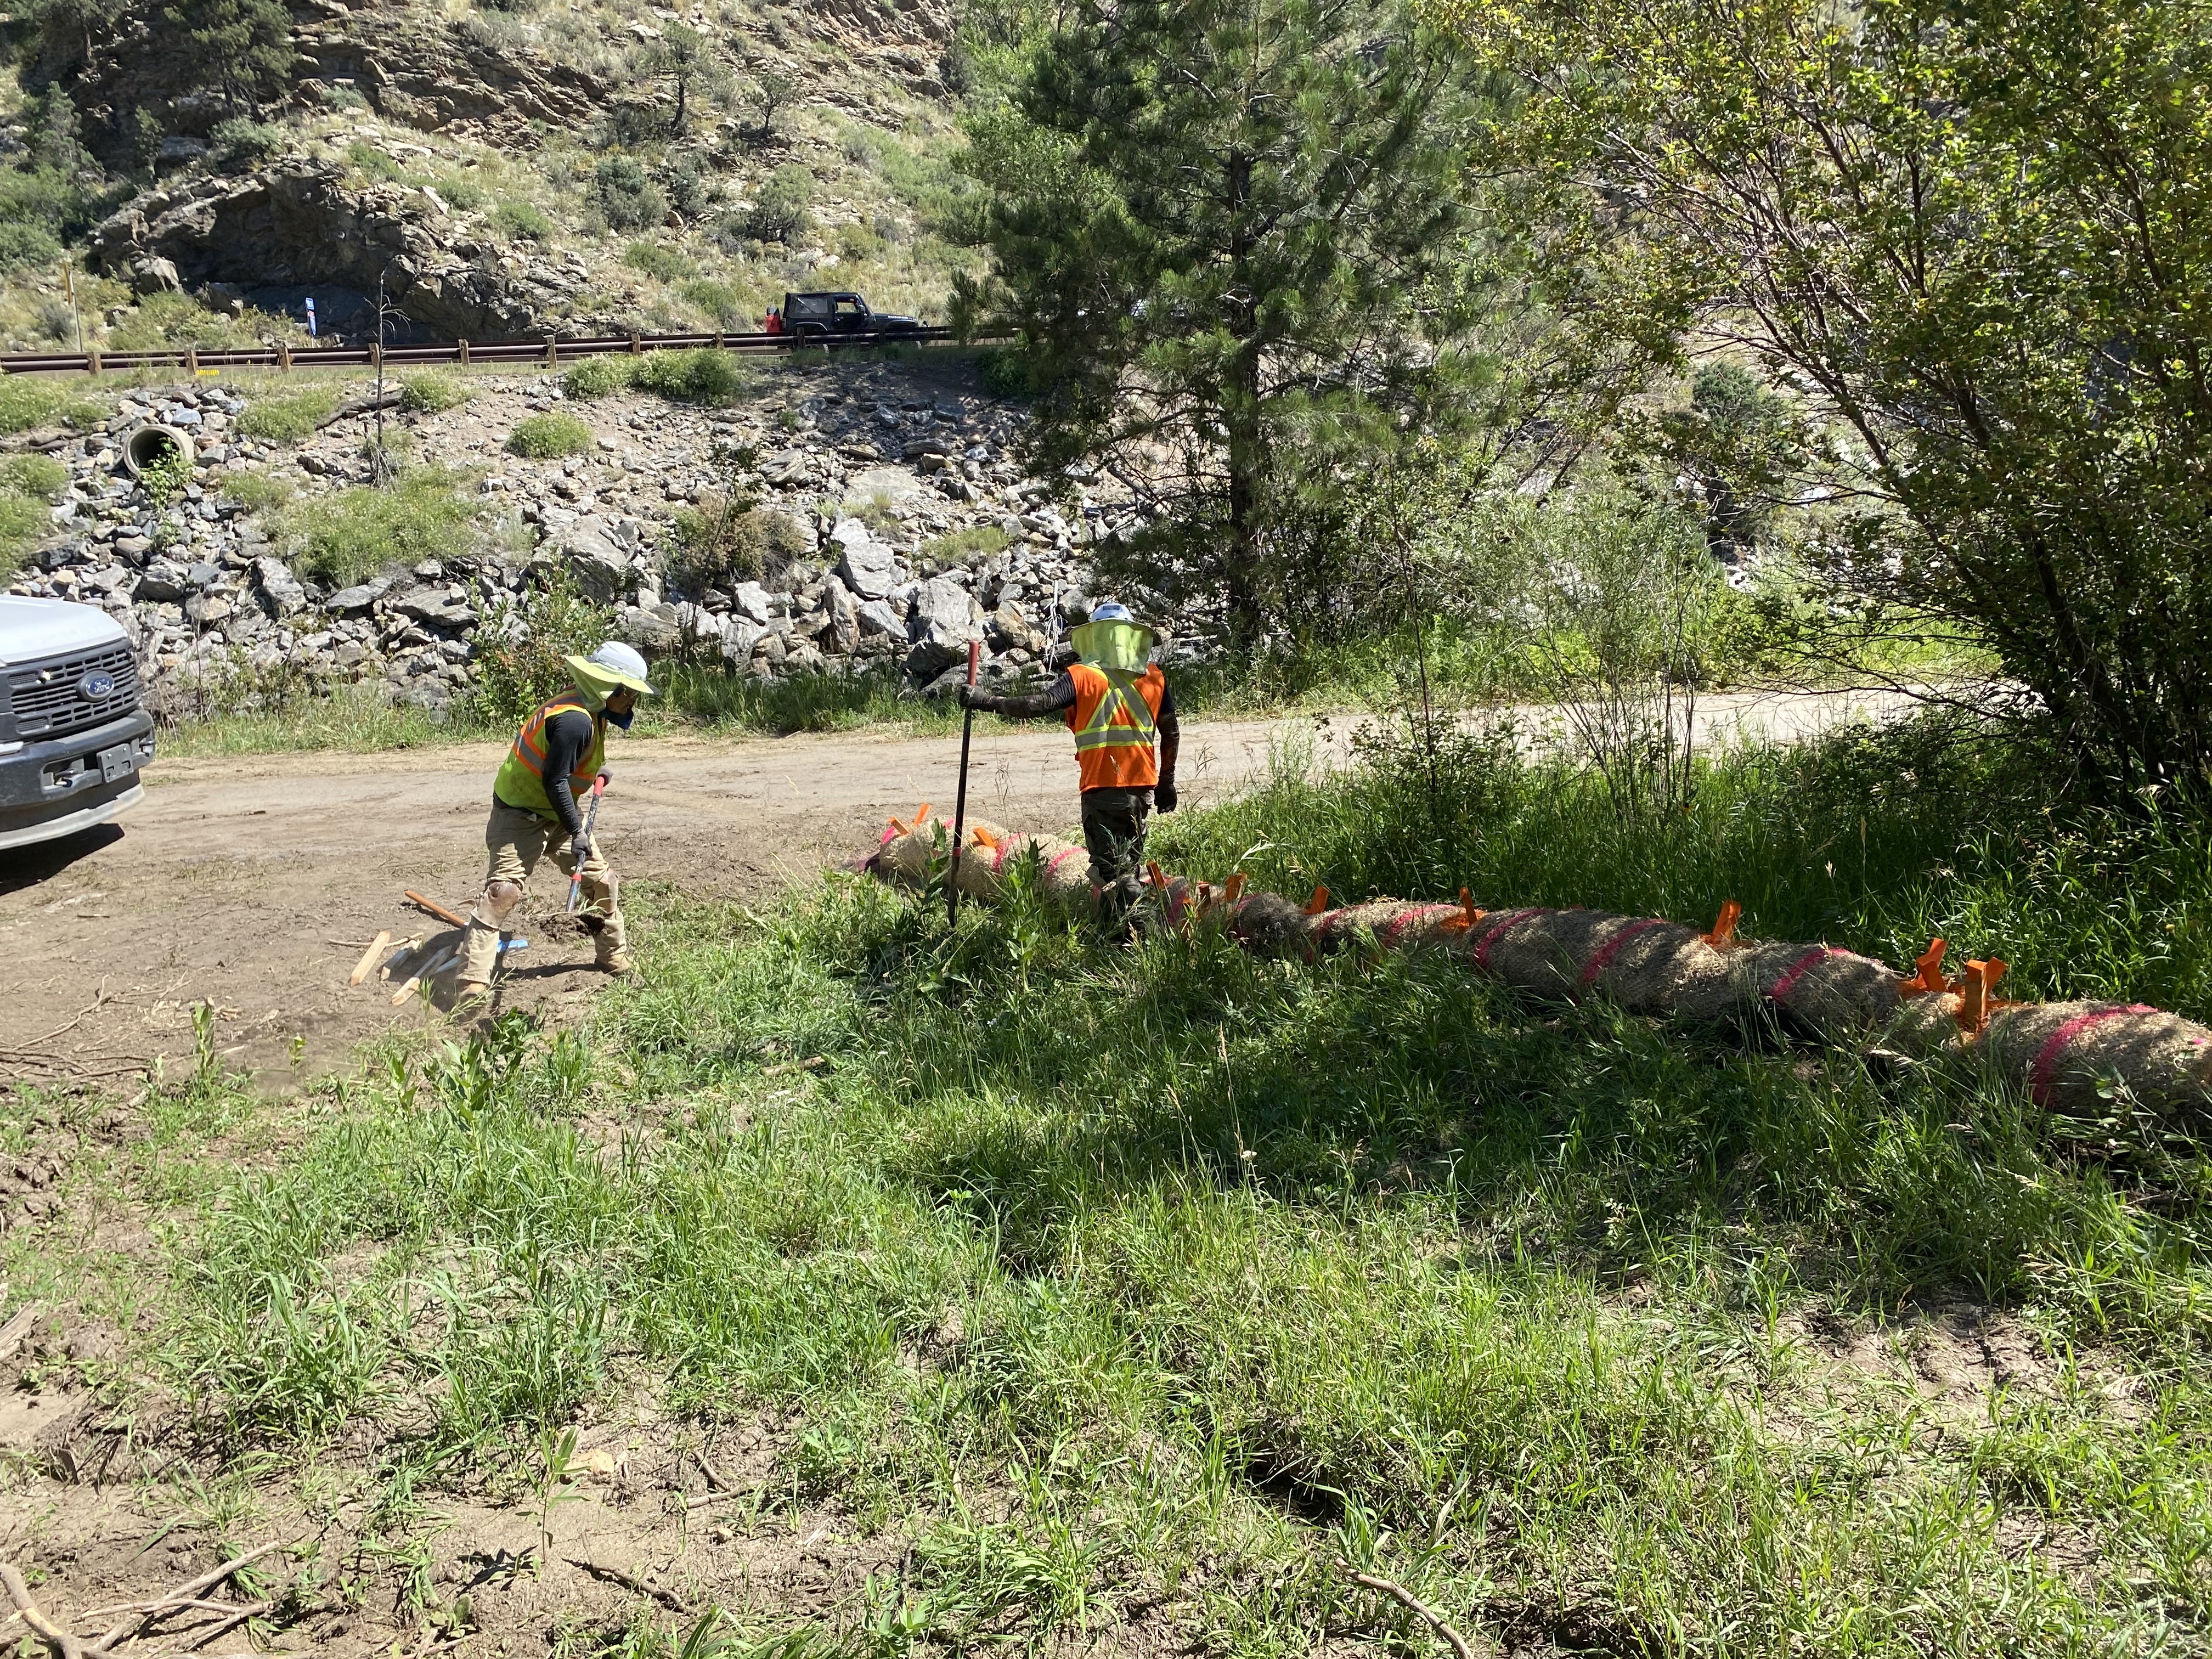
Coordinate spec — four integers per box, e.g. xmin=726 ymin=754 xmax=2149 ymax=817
xmin=2 ymin=351 xmax=1182 ymax=715
xmin=0 ymin=0 xmax=977 ymax=352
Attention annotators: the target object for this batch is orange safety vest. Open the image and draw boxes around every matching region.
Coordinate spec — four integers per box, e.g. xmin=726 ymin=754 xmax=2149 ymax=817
xmin=1065 ymin=662 xmax=1164 ymax=791
xmin=493 ymin=698 xmax=607 ymax=819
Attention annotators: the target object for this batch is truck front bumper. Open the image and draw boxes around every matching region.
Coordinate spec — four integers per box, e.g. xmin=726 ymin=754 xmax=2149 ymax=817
xmin=0 ymin=709 xmax=156 ymax=851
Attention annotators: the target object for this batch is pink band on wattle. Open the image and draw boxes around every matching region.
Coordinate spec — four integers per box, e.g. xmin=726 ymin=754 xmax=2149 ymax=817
xmin=1769 ymin=947 xmax=1839 ymax=1003
xmin=2028 ymin=1005 xmax=2158 ymax=1103
xmin=1474 ymin=908 xmax=1546 ymax=970
xmin=1579 ymin=918 xmax=1668 ymax=992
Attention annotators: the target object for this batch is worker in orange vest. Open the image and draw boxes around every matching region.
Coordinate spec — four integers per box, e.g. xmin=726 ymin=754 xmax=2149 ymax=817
xmin=958 ymin=602 xmax=1178 ymax=930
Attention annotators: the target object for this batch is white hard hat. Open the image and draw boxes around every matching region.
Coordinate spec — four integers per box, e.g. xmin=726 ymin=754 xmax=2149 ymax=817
xmin=566 ymin=639 xmax=656 ymax=698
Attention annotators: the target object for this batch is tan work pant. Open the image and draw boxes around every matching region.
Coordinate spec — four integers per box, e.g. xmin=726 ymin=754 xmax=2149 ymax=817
xmin=458 ymin=800 xmax=626 ymax=985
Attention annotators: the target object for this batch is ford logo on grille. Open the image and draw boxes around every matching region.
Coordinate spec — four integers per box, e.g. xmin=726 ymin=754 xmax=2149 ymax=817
xmin=77 ymin=670 xmax=116 ymax=700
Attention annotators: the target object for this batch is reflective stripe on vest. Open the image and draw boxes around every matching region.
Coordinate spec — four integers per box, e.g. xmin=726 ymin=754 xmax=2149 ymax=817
xmin=1066 ymin=663 xmax=1163 ymax=791
xmin=494 ymin=698 xmax=606 ymax=818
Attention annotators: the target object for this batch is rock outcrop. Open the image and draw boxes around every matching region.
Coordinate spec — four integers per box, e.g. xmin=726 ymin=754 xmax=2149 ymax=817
xmin=90 ymin=162 xmax=535 ymax=340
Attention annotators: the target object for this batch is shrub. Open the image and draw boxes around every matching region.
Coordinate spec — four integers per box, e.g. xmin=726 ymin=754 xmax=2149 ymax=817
xmin=237 ymin=387 xmax=338 ymax=444
xmin=0 ymin=453 xmax=69 ymax=499
xmin=978 ymin=346 xmax=1043 ymax=398
xmin=492 ymin=199 xmax=555 ymax=241
xmin=210 ymin=118 xmax=284 ymax=167
xmin=668 ymin=157 xmax=710 ymax=219
xmin=221 ymin=470 xmax=294 ymax=514
xmin=399 ymin=371 xmax=471 ymax=413
xmin=32 ymin=297 xmax=73 ymax=341
xmin=346 ymin=142 xmax=405 ymax=184
xmin=623 ymin=240 xmax=693 ymax=283
xmin=561 ymin=357 xmax=633 ymax=399
xmin=665 ymin=500 xmax=809 ymax=593
xmin=0 ymin=220 xmax=60 ymax=271
xmin=0 ymin=494 xmax=48 ymax=577
xmin=594 ymin=157 xmax=668 ymax=232
xmin=470 ymin=575 xmax=613 ymax=730
xmin=507 ymin=411 xmax=595 ymax=458
xmin=679 ymin=279 xmax=751 ymax=329
xmin=434 ymin=173 xmax=487 ymax=211
xmin=742 ymin=163 xmax=813 ymax=244
xmin=631 ymin=347 xmax=746 ymax=405
xmin=919 ymin=524 xmax=1009 ymax=566
xmin=275 ymin=467 xmax=481 ymax=586
xmin=834 ymin=220 xmax=885 ymax=263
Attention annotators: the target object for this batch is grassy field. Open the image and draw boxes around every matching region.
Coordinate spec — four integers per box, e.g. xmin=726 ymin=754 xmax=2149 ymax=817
xmin=13 ymin=715 xmax=2211 ymax=1657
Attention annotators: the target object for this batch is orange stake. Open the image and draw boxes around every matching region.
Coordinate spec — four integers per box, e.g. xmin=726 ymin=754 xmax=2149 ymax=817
xmin=1223 ymin=872 xmax=1247 ymax=906
xmin=1304 ymin=885 xmax=1330 ymax=916
xmin=1900 ymin=938 xmax=1949 ymax=996
xmin=1954 ymin=957 xmax=2012 ymax=1035
xmin=1702 ymin=900 xmax=1742 ymax=950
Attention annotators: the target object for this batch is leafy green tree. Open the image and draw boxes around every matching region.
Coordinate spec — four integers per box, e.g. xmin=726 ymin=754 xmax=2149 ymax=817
xmin=655 ymin=22 xmax=711 ymax=134
xmin=1454 ymin=0 xmax=2212 ymax=793
xmin=955 ymin=0 xmax=1496 ymax=649
xmin=163 ymin=0 xmax=295 ymax=114
xmin=1652 ymin=363 xmax=1807 ymax=565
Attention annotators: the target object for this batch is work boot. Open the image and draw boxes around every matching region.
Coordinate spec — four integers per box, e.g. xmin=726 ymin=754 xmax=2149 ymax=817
xmin=452 ymin=979 xmax=494 ymax=1014
xmin=597 ymin=946 xmax=636 ymax=976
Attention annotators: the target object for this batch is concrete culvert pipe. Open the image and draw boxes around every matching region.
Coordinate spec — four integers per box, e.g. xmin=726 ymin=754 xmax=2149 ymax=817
xmin=123 ymin=423 xmax=194 ymax=478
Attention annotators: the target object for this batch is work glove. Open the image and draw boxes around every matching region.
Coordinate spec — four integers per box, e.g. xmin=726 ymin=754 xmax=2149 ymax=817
xmin=1155 ymin=782 xmax=1178 ymax=814
xmin=595 ymin=768 xmax=612 ymax=791
xmin=571 ymin=833 xmax=594 ymax=865
xmin=957 ymin=685 xmax=999 ymax=713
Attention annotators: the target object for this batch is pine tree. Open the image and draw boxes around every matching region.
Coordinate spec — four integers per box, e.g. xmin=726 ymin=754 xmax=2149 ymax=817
xmin=957 ymin=0 xmax=1492 ymax=648
xmin=164 ymin=0 xmax=294 ymax=116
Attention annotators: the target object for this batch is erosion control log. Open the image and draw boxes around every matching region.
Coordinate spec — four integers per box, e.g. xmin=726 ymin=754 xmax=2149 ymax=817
xmin=862 ymin=816 xmax=2212 ymax=1127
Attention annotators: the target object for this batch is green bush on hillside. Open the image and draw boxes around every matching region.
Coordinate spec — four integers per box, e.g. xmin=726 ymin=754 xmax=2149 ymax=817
xmin=595 ymin=157 xmax=667 ymax=232
xmin=631 ymin=347 xmax=746 ymax=405
xmin=561 ymin=357 xmax=633 ymax=399
xmin=399 ymin=371 xmax=471 ymax=413
xmin=274 ymin=467 xmax=481 ymax=587
xmin=237 ymin=387 xmax=338 ymax=444
xmin=493 ymin=199 xmax=555 ymax=241
xmin=507 ymin=411 xmax=595 ymax=458
xmin=623 ymin=240 xmax=692 ymax=283
xmin=742 ymin=163 xmax=813 ymax=245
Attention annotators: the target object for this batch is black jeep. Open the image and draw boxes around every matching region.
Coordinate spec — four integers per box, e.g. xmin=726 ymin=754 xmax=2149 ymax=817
xmin=780 ymin=291 xmax=927 ymax=339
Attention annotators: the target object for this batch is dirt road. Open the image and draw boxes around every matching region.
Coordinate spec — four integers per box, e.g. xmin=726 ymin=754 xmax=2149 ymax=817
xmin=0 ymin=688 xmax=1917 ymax=1084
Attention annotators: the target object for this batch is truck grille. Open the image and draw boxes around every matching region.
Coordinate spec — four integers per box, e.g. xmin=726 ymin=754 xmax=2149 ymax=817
xmin=8 ymin=644 xmax=141 ymax=740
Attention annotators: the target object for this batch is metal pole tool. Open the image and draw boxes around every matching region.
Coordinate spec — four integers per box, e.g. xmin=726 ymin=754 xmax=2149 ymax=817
xmin=948 ymin=641 xmax=981 ymax=926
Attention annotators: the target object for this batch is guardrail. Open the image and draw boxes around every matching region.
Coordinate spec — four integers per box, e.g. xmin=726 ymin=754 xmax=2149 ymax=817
xmin=0 ymin=325 xmax=966 ymax=377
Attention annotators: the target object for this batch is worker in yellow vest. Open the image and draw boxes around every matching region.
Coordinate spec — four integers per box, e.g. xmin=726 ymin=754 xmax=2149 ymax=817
xmin=958 ymin=602 xmax=1179 ymax=930
xmin=455 ymin=641 xmax=656 ymax=1002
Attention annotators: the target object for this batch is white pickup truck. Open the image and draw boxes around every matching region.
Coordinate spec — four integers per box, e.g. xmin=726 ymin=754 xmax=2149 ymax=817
xmin=0 ymin=595 xmax=155 ymax=851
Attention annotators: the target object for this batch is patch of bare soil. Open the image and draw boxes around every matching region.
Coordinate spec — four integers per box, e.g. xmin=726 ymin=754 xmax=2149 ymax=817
xmin=0 ymin=718 xmax=1320 ymax=1090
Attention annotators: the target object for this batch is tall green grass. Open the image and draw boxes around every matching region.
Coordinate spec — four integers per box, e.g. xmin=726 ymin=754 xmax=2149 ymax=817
xmin=88 ymin=717 xmax=2212 ymax=1654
